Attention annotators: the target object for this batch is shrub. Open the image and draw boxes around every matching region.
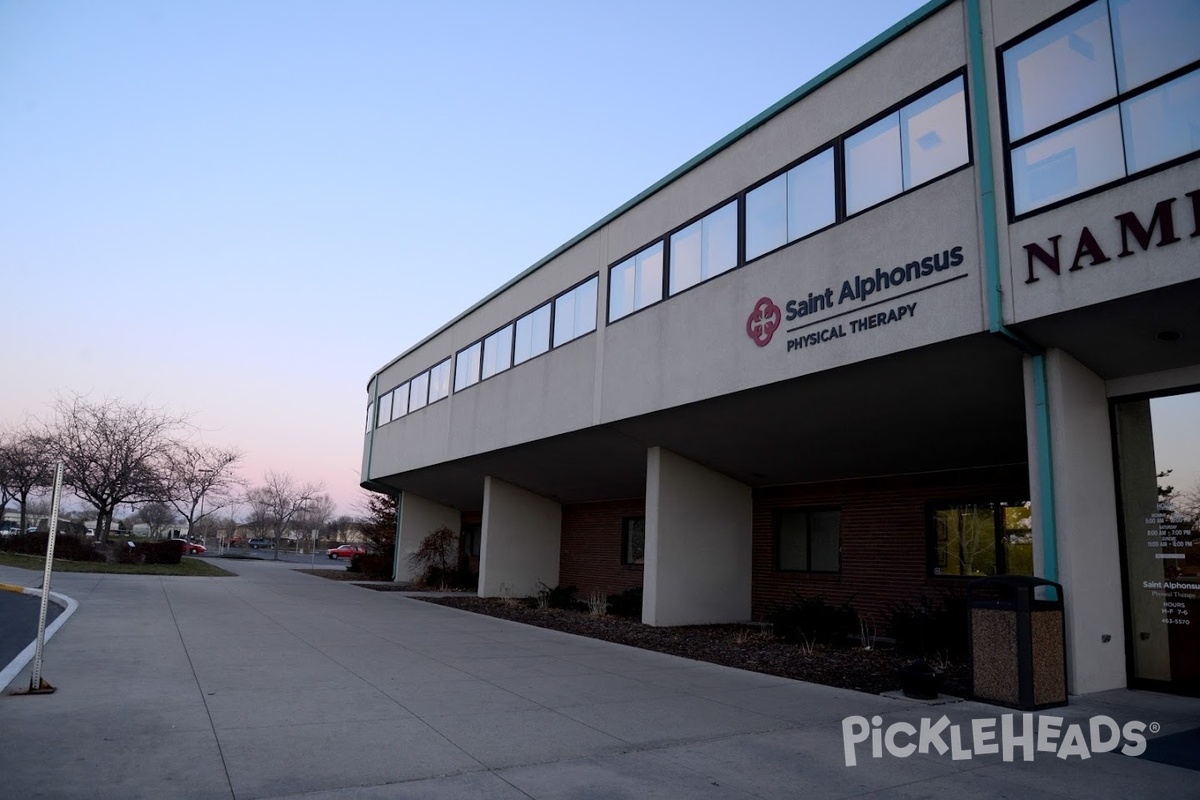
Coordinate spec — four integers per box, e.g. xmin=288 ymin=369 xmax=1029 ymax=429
xmin=408 ymin=526 xmax=458 ymax=589
xmin=766 ymin=595 xmax=860 ymax=648
xmin=351 ymin=553 xmax=393 ymax=580
xmin=886 ymin=593 xmax=969 ymax=660
xmin=141 ymin=540 xmax=184 ymax=565
xmin=113 ymin=541 xmax=142 ymax=564
xmin=533 ymin=582 xmax=582 ymax=611
xmin=606 ymin=587 xmax=644 ymax=618
xmin=0 ymin=532 xmax=106 ymax=563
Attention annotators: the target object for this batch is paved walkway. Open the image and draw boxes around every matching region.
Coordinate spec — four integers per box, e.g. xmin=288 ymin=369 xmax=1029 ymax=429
xmin=1 ymin=559 xmax=1198 ymax=799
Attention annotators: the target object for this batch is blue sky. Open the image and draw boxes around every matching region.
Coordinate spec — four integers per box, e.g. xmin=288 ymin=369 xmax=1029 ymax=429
xmin=2 ymin=0 xmax=1196 ymax=514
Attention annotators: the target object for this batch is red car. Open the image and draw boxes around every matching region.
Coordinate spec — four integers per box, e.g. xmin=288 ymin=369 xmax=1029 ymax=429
xmin=326 ymin=544 xmax=366 ymax=560
xmin=183 ymin=541 xmax=206 ymax=555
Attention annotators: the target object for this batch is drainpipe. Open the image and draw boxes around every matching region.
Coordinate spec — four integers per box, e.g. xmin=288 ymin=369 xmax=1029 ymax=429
xmin=965 ymin=0 xmax=1058 ymax=582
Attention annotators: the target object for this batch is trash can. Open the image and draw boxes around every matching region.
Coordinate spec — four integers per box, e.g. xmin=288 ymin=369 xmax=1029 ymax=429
xmin=967 ymin=576 xmax=1067 ymax=710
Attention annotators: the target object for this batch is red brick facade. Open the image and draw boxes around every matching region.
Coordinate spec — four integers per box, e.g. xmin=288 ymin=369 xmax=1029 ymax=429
xmin=559 ymin=498 xmax=646 ymax=598
xmin=751 ymin=464 xmax=1028 ymax=624
xmin=553 ymin=465 xmax=1027 ymax=624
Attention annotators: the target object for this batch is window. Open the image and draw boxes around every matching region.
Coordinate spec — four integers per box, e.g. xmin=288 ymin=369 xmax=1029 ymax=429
xmin=930 ymin=501 xmax=1033 ymax=577
xmin=365 ymin=401 xmax=374 ymax=433
xmin=428 ymin=359 xmax=451 ymax=403
xmin=622 ymin=517 xmax=645 ymax=565
xmin=776 ymin=509 xmax=840 ymax=572
xmin=1003 ymin=0 xmax=1200 ymax=215
xmin=901 ymin=79 xmax=970 ymax=189
xmin=481 ymin=324 xmax=513 ymax=380
xmin=1121 ymin=69 xmax=1200 ymax=172
xmin=553 ymin=276 xmax=598 ymax=347
xmin=409 ymin=371 xmax=429 ymax=411
xmin=376 ymin=390 xmax=393 ymax=428
xmin=846 ymin=77 xmax=968 ymax=215
xmin=608 ymin=242 xmax=663 ymax=321
xmin=1011 ymin=108 xmax=1126 ymax=212
xmin=746 ymin=148 xmax=836 ymax=260
xmin=514 ymin=303 xmax=551 ymax=365
xmin=1003 ymin=2 xmax=1116 ymax=140
xmin=461 ymin=523 xmax=481 ymax=557
xmin=670 ymin=200 xmax=738 ymax=293
xmin=846 ymin=117 xmax=902 ymax=215
xmin=393 ymin=382 xmax=409 ymax=418
xmin=455 ymin=342 xmax=481 ymax=392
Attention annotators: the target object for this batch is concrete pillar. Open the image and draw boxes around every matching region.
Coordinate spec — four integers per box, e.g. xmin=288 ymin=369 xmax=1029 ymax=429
xmin=1113 ymin=400 xmax=1171 ymax=681
xmin=643 ymin=447 xmax=752 ymax=626
xmin=1025 ymin=349 xmax=1127 ymax=694
xmin=395 ymin=492 xmax=461 ymax=584
xmin=478 ymin=477 xmax=562 ymax=598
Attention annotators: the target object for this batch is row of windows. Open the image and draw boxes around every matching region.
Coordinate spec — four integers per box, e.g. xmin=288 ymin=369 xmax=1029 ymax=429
xmin=368 ymin=276 xmax=599 ymax=431
xmin=617 ymin=500 xmax=1030 ymax=578
xmin=369 ymin=74 xmax=971 ymax=424
xmin=1002 ymin=0 xmax=1200 ymax=215
xmin=368 ymin=357 xmax=453 ymax=431
xmin=368 ymin=3 xmax=1195 ymax=430
xmin=607 ymin=74 xmax=971 ymax=323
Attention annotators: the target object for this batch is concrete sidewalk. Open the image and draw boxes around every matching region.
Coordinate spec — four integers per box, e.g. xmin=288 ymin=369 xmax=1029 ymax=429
xmin=0 ymin=559 xmax=1197 ymax=800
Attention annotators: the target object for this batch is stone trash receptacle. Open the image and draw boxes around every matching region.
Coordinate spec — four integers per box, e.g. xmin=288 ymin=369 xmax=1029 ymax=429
xmin=968 ymin=575 xmax=1067 ymax=710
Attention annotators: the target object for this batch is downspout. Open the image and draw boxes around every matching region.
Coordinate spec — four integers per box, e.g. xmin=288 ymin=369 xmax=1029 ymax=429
xmin=965 ymin=0 xmax=1058 ymax=582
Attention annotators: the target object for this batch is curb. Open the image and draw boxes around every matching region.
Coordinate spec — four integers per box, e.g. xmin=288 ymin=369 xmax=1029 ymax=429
xmin=0 ymin=584 xmax=79 ymax=691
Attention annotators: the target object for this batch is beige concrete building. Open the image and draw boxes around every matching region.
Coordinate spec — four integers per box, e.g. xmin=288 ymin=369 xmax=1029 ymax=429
xmin=363 ymin=0 xmax=1200 ymax=698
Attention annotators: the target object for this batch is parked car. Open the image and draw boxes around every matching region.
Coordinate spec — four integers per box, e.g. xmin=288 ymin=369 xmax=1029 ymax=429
xmin=247 ymin=538 xmax=273 ymax=549
xmin=326 ymin=544 xmax=366 ymax=560
xmin=181 ymin=540 xmax=206 ymax=555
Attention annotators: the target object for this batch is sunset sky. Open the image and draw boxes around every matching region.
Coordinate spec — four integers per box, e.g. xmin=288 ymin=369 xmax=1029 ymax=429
xmin=2 ymin=0 xmax=1196 ymax=517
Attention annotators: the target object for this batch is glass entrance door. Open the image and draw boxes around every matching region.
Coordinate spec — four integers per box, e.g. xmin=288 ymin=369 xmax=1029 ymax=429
xmin=1113 ymin=391 xmax=1200 ymax=695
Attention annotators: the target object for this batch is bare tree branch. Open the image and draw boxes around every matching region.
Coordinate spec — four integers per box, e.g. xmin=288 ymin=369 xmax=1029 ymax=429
xmin=0 ymin=426 xmax=54 ymax=534
xmin=246 ymin=471 xmax=326 ymax=560
xmin=164 ymin=443 xmax=244 ymax=538
xmin=39 ymin=393 xmax=187 ymax=544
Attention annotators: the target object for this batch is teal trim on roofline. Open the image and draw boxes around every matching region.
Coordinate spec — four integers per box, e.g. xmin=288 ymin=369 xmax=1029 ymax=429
xmin=368 ymin=0 xmax=957 ymax=386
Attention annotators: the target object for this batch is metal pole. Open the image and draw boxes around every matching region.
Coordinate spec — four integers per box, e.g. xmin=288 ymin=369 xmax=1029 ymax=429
xmin=26 ymin=463 xmax=64 ymax=694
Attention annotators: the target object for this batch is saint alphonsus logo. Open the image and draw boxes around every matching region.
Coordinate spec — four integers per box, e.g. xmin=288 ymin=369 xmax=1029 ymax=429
xmin=746 ymin=297 xmax=781 ymax=347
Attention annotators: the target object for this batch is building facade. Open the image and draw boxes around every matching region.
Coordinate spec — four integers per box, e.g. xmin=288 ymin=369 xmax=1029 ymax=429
xmin=362 ymin=0 xmax=1200 ymax=697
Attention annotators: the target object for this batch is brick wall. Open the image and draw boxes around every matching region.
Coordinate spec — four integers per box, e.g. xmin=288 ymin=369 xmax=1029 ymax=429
xmin=552 ymin=465 xmax=1027 ymax=623
xmin=559 ymin=498 xmax=646 ymax=597
xmin=752 ymin=464 xmax=1028 ymax=625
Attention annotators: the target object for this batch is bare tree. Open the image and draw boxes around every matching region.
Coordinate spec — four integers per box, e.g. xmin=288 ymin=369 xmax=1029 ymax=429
xmin=293 ymin=493 xmax=334 ymax=549
xmin=324 ymin=514 xmax=362 ymax=544
xmin=248 ymin=472 xmax=325 ymax=560
xmin=164 ymin=443 xmax=243 ymax=539
xmin=131 ymin=501 xmax=182 ymax=539
xmin=40 ymin=394 xmax=186 ymax=544
xmin=0 ymin=428 xmax=54 ymax=535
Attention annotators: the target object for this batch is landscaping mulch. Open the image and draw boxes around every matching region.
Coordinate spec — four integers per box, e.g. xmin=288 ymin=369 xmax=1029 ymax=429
xmin=294 ymin=568 xmax=388 ymax=582
xmin=417 ymin=595 xmax=969 ymax=697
